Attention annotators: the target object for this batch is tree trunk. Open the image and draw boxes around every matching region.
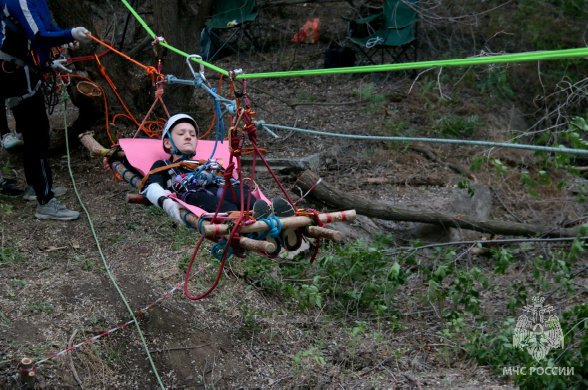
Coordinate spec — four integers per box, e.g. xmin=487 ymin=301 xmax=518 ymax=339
xmin=47 ymin=0 xmax=214 ymax=137
xmin=296 ymin=170 xmax=582 ymax=238
xmin=153 ymin=0 xmax=214 ymax=115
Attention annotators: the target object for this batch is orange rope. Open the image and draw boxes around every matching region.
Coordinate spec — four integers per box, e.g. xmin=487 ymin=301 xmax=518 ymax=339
xmin=87 ymin=35 xmax=173 ymax=140
xmin=132 ymin=79 xmax=171 ymax=138
xmin=88 ymin=34 xmax=160 ymax=78
xmin=94 ymin=54 xmax=141 ymax=132
xmin=56 ymin=73 xmax=116 ymax=145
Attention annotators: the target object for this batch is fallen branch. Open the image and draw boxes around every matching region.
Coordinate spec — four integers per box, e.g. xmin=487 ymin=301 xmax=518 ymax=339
xmin=296 ymin=170 xmax=582 ymax=238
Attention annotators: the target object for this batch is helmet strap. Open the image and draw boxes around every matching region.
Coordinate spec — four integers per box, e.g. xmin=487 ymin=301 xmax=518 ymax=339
xmin=168 ymin=136 xmax=195 ymax=159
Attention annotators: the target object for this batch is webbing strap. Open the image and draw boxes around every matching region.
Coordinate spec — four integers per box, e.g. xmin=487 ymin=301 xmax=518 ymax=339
xmin=137 ymin=160 xmax=204 ymax=191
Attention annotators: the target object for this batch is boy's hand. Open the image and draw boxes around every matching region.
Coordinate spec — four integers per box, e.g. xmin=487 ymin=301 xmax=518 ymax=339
xmin=162 ymin=199 xmax=182 ymax=224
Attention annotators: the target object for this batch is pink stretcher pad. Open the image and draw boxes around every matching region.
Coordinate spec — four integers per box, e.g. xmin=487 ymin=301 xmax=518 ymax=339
xmin=118 ymin=138 xmax=267 ymax=217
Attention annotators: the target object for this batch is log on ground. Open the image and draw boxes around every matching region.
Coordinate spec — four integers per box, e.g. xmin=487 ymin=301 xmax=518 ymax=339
xmin=295 ymin=170 xmax=581 ymax=238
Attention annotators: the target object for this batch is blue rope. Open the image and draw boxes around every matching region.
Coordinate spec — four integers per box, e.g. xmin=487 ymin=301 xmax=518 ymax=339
xmin=197 ymin=217 xmax=207 ymax=234
xmin=211 ymin=238 xmax=233 ymax=260
xmin=258 ymin=121 xmax=588 ymax=156
xmin=251 ymin=216 xmax=283 ymax=241
xmin=208 ymin=87 xmax=225 ymax=161
xmin=128 ymin=174 xmax=139 ymax=185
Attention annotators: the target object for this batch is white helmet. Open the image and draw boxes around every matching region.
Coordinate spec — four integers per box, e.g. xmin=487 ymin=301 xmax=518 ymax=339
xmin=161 ymin=113 xmax=199 ymax=155
xmin=162 ymin=113 xmax=198 ymax=141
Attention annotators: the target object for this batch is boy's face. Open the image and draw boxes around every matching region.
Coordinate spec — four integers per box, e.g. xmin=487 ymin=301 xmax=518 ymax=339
xmin=165 ymin=122 xmax=197 ymax=156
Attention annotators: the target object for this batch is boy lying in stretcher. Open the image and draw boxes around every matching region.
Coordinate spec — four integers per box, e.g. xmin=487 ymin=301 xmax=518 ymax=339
xmin=141 ymin=114 xmax=294 ymax=223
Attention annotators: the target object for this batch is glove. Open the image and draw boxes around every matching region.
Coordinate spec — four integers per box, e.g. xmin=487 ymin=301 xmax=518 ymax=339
xmin=50 ymin=58 xmax=72 ymax=73
xmin=162 ymin=199 xmax=183 ymax=224
xmin=71 ymin=27 xmax=91 ymax=43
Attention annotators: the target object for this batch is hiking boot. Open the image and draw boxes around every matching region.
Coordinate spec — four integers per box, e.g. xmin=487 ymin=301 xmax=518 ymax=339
xmin=252 ymin=199 xmax=273 ymax=219
xmin=1 ymin=132 xmax=24 ymax=150
xmin=0 ymin=176 xmax=22 ymax=196
xmin=23 ymin=185 xmax=67 ymax=201
xmin=35 ymin=198 xmax=80 ymax=221
xmin=272 ymin=197 xmax=295 ymax=218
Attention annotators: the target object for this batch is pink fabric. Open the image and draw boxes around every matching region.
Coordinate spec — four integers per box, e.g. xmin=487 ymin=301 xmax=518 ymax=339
xmin=118 ymin=138 xmax=268 ymax=217
xmin=119 ymin=138 xmax=232 ymax=175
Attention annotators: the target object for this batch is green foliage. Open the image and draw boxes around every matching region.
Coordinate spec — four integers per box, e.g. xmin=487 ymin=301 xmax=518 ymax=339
xmin=434 ymin=115 xmax=479 ymax=138
xmin=492 ymin=247 xmax=514 ymax=275
xmin=238 ymin=303 xmax=266 ymax=335
xmin=239 ymin=222 xmax=584 ymax=388
xmin=293 ymin=347 xmax=326 ymax=368
xmin=384 ymin=119 xmax=410 ymax=135
xmin=243 ymin=236 xmax=404 ymax=318
xmin=477 ymin=67 xmax=514 ymax=99
xmin=27 ymin=302 xmax=55 ymax=315
xmin=74 ymin=255 xmax=96 ymax=271
xmin=492 ymin=158 xmax=508 ymax=175
xmin=506 ymin=281 xmax=528 ymax=315
xmin=427 ymin=258 xmax=489 ymax=318
xmin=469 ymin=155 xmax=487 ymax=172
xmin=354 ymin=83 xmax=387 ymax=113
xmin=457 ymin=176 xmax=476 ymax=197
xmin=0 ymin=245 xmax=25 ymax=265
xmin=0 ymin=162 xmax=14 ymax=176
xmin=101 ymin=346 xmax=123 ymax=365
xmin=0 ymin=309 xmax=10 ymax=328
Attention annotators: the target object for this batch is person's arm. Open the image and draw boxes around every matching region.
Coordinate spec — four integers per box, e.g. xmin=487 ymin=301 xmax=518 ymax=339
xmin=7 ymin=0 xmax=89 ymax=46
xmin=141 ymin=160 xmax=183 ymax=223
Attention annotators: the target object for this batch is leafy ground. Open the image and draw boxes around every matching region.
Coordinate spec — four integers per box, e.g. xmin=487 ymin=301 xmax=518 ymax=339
xmin=1 ymin=1 xmax=587 ymax=389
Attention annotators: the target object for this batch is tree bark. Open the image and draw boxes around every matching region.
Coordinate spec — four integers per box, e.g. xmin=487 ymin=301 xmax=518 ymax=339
xmin=153 ymin=0 xmax=213 ymax=115
xmin=47 ymin=0 xmax=214 ymax=129
xmin=296 ymin=170 xmax=582 ymax=238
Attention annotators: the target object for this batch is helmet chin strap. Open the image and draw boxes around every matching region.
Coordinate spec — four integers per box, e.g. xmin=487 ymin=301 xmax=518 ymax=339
xmin=168 ymin=136 xmax=195 ymax=159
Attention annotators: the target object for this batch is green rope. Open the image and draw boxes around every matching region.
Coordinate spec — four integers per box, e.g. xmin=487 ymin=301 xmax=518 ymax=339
xmin=237 ymin=47 xmax=588 ymax=79
xmin=259 ymin=121 xmax=588 ymax=155
xmin=63 ymin=94 xmax=166 ymax=390
xmin=119 ymin=0 xmax=157 ymax=39
xmin=159 ymin=41 xmax=230 ymax=77
xmin=119 ymin=0 xmax=588 ymax=80
xmin=119 ymin=0 xmax=229 ymax=77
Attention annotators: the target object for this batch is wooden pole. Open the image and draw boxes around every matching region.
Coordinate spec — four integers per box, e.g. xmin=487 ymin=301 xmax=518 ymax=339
xmin=78 ymin=132 xmax=124 ymax=158
xmin=202 ymin=210 xmax=356 ymax=238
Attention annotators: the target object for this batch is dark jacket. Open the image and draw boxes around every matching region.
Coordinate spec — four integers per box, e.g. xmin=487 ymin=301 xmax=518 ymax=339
xmin=0 ymin=0 xmax=75 ymax=66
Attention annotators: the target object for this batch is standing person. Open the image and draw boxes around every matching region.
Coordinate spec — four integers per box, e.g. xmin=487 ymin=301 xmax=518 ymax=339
xmin=0 ymin=0 xmax=92 ymax=220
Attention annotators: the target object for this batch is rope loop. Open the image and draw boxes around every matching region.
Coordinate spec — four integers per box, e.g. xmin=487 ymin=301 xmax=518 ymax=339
xmin=196 ymin=217 xmax=207 ymax=234
xmin=211 ymin=238 xmax=233 ymax=260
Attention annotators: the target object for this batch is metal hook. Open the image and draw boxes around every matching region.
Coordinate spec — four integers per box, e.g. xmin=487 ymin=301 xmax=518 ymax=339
xmin=186 ymin=54 xmax=206 ymax=84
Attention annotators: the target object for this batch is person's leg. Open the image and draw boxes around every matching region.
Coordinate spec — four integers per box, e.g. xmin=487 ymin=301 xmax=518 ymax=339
xmin=0 ymin=100 xmax=9 ymax=137
xmin=223 ymin=183 xmax=256 ymax=210
xmin=12 ymin=92 xmax=54 ymax=204
xmin=181 ymin=190 xmax=239 ymax=213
